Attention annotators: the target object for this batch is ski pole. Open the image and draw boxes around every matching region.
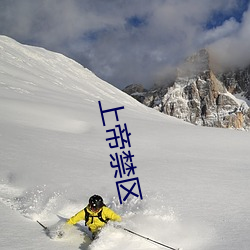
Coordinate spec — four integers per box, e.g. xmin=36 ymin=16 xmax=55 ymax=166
xmin=122 ymin=227 xmax=180 ymax=250
xmin=37 ymin=220 xmax=48 ymax=231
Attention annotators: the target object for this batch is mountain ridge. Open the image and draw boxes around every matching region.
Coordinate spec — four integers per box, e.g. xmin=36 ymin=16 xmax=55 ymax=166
xmin=123 ymin=49 xmax=250 ymax=130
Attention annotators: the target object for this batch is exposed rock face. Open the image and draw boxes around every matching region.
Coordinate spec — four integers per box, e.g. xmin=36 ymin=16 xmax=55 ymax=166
xmin=123 ymin=49 xmax=250 ymax=130
xmin=217 ymin=66 xmax=250 ymax=99
xmin=123 ymin=84 xmax=147 ymax=103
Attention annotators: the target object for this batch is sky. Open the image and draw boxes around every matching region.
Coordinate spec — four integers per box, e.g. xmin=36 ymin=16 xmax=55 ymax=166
xmin=0 ymin=0 xmax=249 ymax=89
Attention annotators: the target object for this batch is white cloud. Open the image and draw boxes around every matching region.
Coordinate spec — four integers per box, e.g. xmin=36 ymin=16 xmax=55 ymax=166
xmin=209 ymin=5 xmax=250 ymax=68
xmin=200 ymin=18 xmax=240 ymax=45
xmin=0 ymin=0 xmax=249 ymax=88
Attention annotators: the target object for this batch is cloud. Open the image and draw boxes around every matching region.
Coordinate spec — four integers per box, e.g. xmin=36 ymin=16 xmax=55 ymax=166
xmin=0 ymin=0 xmax=249 ymax=89
xmin=209 ymin=4 xmax=250 ymax=69
xmin=200 ymin=18 xmax=240 ymax=45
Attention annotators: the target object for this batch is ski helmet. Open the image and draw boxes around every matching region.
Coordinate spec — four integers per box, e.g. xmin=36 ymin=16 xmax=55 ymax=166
xmin=89 ymin=195 xmax=104 ymax=210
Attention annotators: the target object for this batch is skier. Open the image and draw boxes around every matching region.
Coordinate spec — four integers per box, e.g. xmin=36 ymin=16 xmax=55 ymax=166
xmin=66 ymin=194 xmax=121 ymax=239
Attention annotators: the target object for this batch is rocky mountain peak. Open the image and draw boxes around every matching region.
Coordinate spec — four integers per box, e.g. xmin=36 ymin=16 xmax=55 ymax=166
xmin=123 ymin=49 xmax=250 ymax=130
xmin=177 ymin=49 xmax=210 ymax=78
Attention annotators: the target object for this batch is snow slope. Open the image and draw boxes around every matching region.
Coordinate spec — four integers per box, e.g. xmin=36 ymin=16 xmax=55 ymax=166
xmin=0 ymin=36 xmax=250 ymax=250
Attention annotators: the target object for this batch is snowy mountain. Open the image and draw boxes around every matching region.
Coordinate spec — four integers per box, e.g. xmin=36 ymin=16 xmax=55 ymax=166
xmin=217 ymin=65 xmax=250 ymax=100
xmin=0 ymin=36 xmax=250 ymax=250
xmin=124 ymin=49 xmax=250 ymax=130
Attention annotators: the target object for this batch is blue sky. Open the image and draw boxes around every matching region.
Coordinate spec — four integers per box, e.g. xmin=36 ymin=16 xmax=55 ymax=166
xmin=0 ymin=0 xmax=249 ymax=89
xmin=205 ymin=0 xmax=249 ymax=28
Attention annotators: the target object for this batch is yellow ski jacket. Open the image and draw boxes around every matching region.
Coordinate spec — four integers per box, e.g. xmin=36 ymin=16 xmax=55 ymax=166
xmin=67 ymin=206 xmax=121 ymax=233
